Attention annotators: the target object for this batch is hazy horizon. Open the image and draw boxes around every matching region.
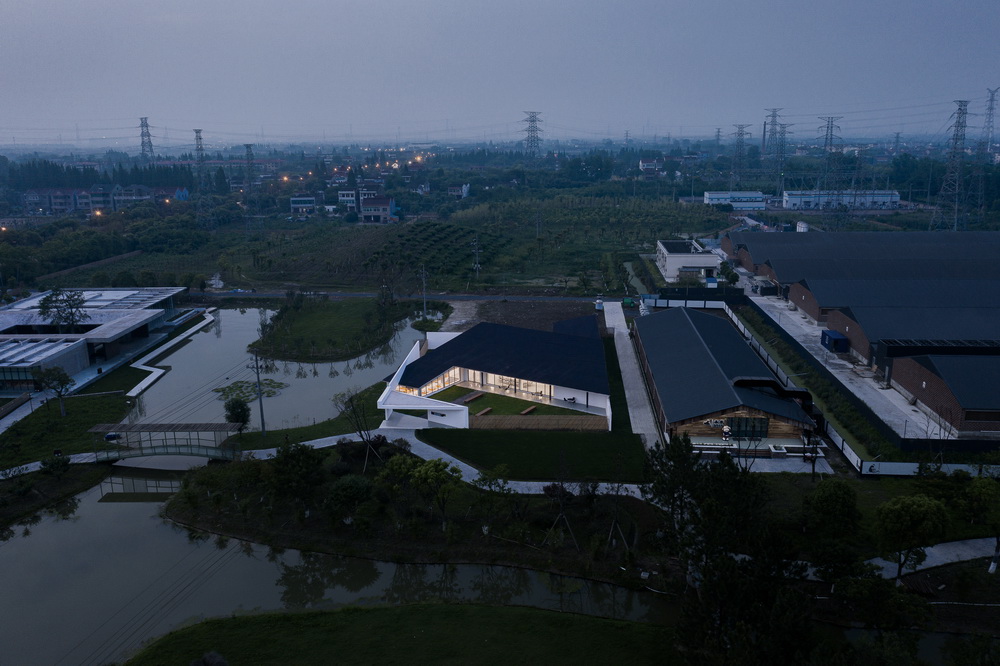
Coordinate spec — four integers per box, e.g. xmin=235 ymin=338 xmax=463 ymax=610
xmin=2 ymin=0 xmax=997 ymax=151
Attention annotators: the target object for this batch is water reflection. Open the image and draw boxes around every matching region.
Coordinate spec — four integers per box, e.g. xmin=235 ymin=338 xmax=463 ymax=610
xmin=0 ymin=472 xmax=672 ymax=664
xmin=128 ymin=309 xmax=424 ymax=430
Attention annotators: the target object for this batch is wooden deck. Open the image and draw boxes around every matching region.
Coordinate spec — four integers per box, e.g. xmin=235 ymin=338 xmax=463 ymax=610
xmin=471 ymin=414 xmax=608 ymax=431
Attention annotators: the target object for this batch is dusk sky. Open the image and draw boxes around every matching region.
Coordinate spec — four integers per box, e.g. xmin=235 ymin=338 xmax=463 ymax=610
xmin=1 ymin=0 xmax=997 ymax=149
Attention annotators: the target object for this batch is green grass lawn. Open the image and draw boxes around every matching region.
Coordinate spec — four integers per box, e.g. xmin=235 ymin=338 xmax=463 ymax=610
xmin=0 ymin=393 xmax=130 ymax=468
xmin=126 ymin=604 xmax=676 ymax=666
xmin=251 ymin=297 xmax=436 ymax=362
xmin=417 ymin=429 xmax=645 ymax=482
xmin=428 ymin=385 xmax=579 ymax=416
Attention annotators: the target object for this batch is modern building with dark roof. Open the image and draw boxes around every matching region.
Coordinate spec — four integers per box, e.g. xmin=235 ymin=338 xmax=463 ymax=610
xmin=378 ymin=321 xmax=611 ymax=430
xmin=632 ymin=308 xmax=812 ymax=444
xmin=891 ymin=355 xmax=1000 ymax=437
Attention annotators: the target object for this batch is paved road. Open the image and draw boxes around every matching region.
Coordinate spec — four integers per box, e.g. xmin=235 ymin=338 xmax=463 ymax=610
xmin=603 ymin=301 xmax=661 ymax=449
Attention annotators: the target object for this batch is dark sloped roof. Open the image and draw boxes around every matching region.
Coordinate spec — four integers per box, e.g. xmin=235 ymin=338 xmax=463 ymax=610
xmin=843 ymin=306 xmax=1000 ymax=343
xmin=727 ymin=231 xmax=1000 ymax=283
xmin=914 ymin=356 xmax=1000 ymax=410
xmin=801 ymin=279 xmax=1000 ymax=311
xmin=399 ymin=322 xmax=610 ymax=394
xmin=632 ymin=308 xmax=810 ymax=425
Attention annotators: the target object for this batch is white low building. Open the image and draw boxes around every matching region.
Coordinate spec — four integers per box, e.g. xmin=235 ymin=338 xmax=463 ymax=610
xmin=703 ymin=191 xmax=766 ymax=211
xmin=782 ymin=190 xmax=900 ymax=210
xmin=655 ymin=239 xmax=720 ymax=283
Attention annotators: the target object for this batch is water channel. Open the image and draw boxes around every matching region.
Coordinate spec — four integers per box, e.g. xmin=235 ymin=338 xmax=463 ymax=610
xmin=129 ymin=307 xmax=424 ymax=430
xmin=0 ymin=471 xmax=672 ymax=665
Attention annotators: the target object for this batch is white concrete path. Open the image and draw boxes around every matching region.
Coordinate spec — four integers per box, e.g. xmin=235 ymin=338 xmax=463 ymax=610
xmin=603 ymin=301 xmax=661 ymax=449
xmin=869 ymin=538 xmax=999 ymax=578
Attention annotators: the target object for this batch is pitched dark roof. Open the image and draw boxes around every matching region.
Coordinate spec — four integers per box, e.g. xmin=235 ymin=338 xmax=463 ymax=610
xmin=633 ymin=308 xmax=810 ymax=425
xmin=727 ymin=231 xmax=1000 ymax=283
xmin=399 ymin=322 xmax=610 ymax=394
xmin=842 ymin=306 xmax=1000 ymax=343
xmin=914 ymin=356 xmax=1000 ymax=410
xmin=800 ymin=278 xmax=1000 ymax=310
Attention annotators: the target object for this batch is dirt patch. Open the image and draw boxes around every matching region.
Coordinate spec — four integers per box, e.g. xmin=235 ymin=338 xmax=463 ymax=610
xmin=440 ymin=299 xmax=604 ymax=334
xmin=477 ymin=300 xmax=605 ymax=332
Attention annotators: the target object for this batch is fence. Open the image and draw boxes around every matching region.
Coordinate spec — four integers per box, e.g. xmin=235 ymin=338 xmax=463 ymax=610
xmin=0 ymin=393 xmax=31 ymax=420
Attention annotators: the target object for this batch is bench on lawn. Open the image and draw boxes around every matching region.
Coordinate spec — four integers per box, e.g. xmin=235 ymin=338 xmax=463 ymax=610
xmin=475 ymin=407 xmax=492 ymax=416
xmin=462 ymin=391 xmax=485 ymax=404
xmin=519 ymin=406 xmax=537 ymax=415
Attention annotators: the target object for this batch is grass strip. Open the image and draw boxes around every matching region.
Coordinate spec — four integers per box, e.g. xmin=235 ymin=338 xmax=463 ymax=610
xmin=126 ymin=604 xmax=676 ymax=666
xmin=417 ymin=429 xmax=645 ymax=482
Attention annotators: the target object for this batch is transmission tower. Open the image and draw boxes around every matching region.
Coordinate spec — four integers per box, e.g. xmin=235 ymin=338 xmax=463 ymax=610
xmin=243 ymin=143 xmax=256 ymax=232
xmin=194 ymin=129 xmax=213 ymax=231
xmin=892 ymin=132 xmax=902 ymax=155
xmin=775 ymin=123 xmax=793 ymax=195
xmin=194 ymin=129 xmax=206 ymax=190
xmin=522 ymin=111 xmax=542 ymax=157
xmin=983 ymin=87 xmax=998 ymax=156
xmin=764 ymin=108 xmax=782 ymax=162
xmin=971 ymin=90 xmax=998 ymax=225
xmin=139 ymin=117 xmax=154 ymax=163
xmin=818 ymin=116 xmax=842 ymax=154
xmin=730 ymin=124 xmax=751 ymax=190
xmin=929 ymin=100 xmax=970 ymax=231
xmin=714 ymin=128 xmax=722 ymax=154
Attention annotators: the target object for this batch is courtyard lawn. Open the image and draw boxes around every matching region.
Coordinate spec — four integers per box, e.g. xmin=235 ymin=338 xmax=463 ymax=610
xmin=430 ymin=386 xmax=580 ymax=416
xmin=126 ymin=604 xmax=676 ymax=666
xmin=417 ymin=429 xmax=645 ymax=482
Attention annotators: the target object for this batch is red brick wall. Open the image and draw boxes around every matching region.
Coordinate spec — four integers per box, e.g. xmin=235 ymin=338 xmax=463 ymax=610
xmin=827 ymin=311 xmax=871 ymax=362
xmin=788 ymin=283 xmax=822 ymax=321
xmin=892 ymin=358 xmax=964 ymax=431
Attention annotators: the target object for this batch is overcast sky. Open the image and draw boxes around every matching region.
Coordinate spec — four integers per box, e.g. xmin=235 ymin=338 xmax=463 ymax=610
xmin=1 ymin=0 xmax=997 ymax=150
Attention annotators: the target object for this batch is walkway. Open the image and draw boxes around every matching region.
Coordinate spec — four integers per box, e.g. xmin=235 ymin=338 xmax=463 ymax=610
xmin=603 ymin=301 xmax=660 ymax=449
xmin=868 ymin=538 xmax=998 ymax=579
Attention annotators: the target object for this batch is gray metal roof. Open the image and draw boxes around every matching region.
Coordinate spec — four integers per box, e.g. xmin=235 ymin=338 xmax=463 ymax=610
xmin=844 ymin=306 xmax=1000 ymax=343
xmin=727 ymin=231 xmax=1000 ymax=283
xmin=632 ymin=308 xmax=810 ymax=425
xmin=801 ymin=278 xmax=1000 ymax=310
xmin=913 ymin=356 xmax=1000 ymax=410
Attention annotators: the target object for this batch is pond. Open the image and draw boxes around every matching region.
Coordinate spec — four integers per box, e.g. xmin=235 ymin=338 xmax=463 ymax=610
xmin=128 ymin=308 xmax=423 ymax=431
xmin=0 ymin=472 xmax=673 ymax=665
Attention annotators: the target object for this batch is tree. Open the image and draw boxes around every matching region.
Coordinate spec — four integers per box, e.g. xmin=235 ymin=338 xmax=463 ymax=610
xmin=803 ymin=477 xmax=866 ymax=580
xmin=36 ymin=288 xmax=90 ymax=333
xmin=964 ymin=477 xmax=1000 ymax=572
xmin=331 ymin=388 xmax=380 ymax=473
xmin=410 ymin=459 xmax=463 ymax=530
xmin=641 ymin=433 xmax=702 ymax=554
xmin=224 ymin=397 xmax=251 ymax=434
xmin=876 ymin=494 xmax=949 ymax=581
xmin=31 ymin=366 xmax=76 ymax=417
xmin=40 ymin=454 xmax=71 ymax=479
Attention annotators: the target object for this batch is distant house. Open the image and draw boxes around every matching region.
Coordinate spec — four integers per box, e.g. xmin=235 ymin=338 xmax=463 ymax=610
xmin=655 ymin=239 xmax=720 ymax=283
xmin=360 ymin=196 xmax=396 ymax=223
xmin=703 ymin=191 xmax=766 ymax=211
xmin=290 ymin=195 xmax=316 ymax=216
xmin=447 ymin=184 xmax=470 ymax=199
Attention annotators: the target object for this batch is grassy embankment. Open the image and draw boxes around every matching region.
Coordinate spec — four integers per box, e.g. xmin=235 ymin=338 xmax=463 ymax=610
xmin=126 ymin=604 xmax=677 ymax=666
xmin=250 ymin=296 xmax=449 ymax=363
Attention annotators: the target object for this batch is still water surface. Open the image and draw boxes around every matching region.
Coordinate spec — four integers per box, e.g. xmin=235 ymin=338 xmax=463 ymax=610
xmin=0 ymin=474 xmax=671 ymax=665
xmin=130 ymin=308 xmax=423 ymax=430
